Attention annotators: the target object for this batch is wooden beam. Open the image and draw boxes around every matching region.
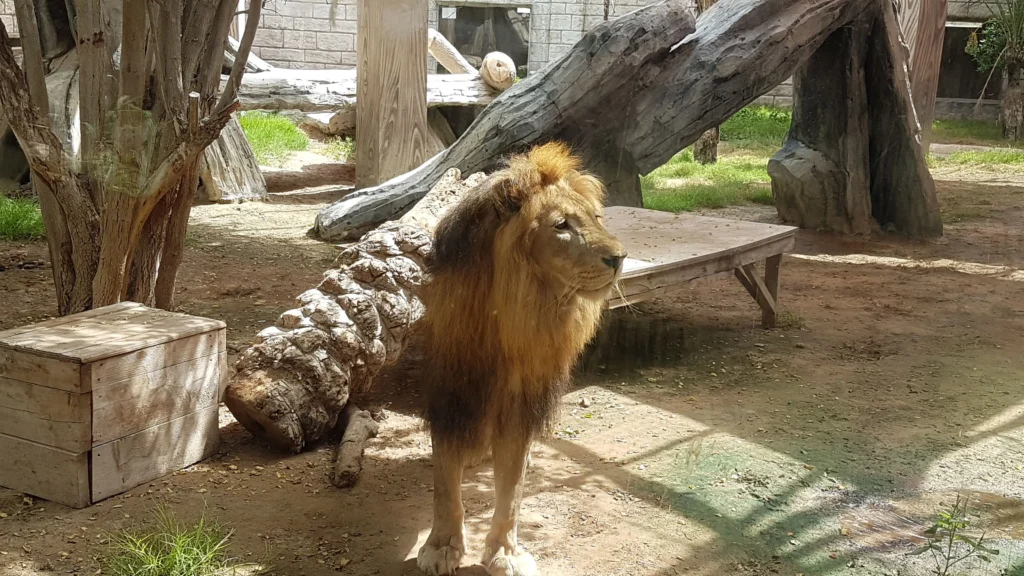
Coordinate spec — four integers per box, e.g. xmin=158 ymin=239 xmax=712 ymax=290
xmin=228 ymin=69 xmax=495 ymax=112
xmin=356 ymin=0 xmax=431 ymax=188
xmin=900 ymin=0 xmax=947 ymax=149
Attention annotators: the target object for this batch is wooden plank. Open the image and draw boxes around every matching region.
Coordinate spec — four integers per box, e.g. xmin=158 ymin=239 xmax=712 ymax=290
xmin=0 ymin=432 xmax=90 ymax=508
xmin=92 ymin=352 xmax=226 ymax=446
xmin=0 ymin=301 xmax=142 ymax=341
xmin=91 ymin=405 xmax=220 ymax=502
xmin=0 ymin=307 xmax=167 ymax=356
xmin=0 ymin=347 xmax=82 ymax=391
xmin=356 ymin=0 xmax=431 ymax=188
xmin=0 ymin=375 xmax=91 ymax=452
xmin=733 ymin=267 xmax=757 ymax=300
xmin=904 ymin=0 xmax=947 ymax=149
xmin=741 ymin=262 xmax=777 ymax=314
xmin=87 ymin=329 xmax=225 ymax=389
xmin=762 ymin=254 xmax=782 ymax=328
xmin=604 ymin=207 xmax=797 ymax=279
xmin=66 ymin=314 xmax=226 ymax=364
xmin=608 ymin=236 xmax=795 ymax=309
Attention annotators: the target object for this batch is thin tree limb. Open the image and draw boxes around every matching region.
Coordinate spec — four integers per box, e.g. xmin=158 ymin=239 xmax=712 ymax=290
xmin=216 ymin=0 xmax=262 ymax=111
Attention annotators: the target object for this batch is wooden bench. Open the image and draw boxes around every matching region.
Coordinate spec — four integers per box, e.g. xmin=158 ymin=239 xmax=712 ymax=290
xmin=603 ymin=207 xmax=798 ymax=328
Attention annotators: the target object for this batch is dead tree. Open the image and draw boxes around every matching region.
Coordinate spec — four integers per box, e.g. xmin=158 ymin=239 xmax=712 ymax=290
xmin=767 ymin=1 xmax=942 ymax=237
xmin=0 ymin=0 xmax=264 ymax=314
xmin=225 ymin=170 xmax=484 ymax=452
xmin=314 ymin=0 xmax=885 ymax=241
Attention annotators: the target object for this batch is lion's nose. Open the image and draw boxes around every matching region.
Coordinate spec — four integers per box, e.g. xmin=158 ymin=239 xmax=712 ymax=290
xmin=602 ymin=252 xmax=626 ymax=270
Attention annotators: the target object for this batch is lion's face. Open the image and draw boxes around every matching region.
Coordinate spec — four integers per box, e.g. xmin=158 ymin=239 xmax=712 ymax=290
xmin=512 ymin=180 xmax=627 ymax=300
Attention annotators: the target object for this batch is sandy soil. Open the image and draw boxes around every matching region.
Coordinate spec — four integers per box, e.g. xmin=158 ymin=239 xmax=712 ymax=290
xmin=0 ymin=172 xmax=1022 ymax=576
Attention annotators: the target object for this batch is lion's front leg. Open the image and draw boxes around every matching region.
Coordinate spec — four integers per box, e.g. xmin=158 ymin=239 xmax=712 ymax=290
xmin=482 ymin=430 xmax=536 ymax=576
xmin=417 ymin=434 xmax=467 ymax=576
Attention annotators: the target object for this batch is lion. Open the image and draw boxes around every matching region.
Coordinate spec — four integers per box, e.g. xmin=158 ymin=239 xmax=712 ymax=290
xmin=416 ymin=142 xmax=627 ymax=576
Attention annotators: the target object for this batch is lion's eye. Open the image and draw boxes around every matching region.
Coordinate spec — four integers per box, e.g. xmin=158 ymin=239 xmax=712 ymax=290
xmin=554 ymin=219 xmax=570 ymax=231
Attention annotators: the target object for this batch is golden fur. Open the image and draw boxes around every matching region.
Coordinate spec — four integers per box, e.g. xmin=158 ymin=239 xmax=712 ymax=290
xmin=416 ymin=142 xmax=626 ymax=576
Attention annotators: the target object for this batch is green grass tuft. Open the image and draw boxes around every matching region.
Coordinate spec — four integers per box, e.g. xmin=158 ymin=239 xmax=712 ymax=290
xmin=930 ymin=148 xmax=1024 ymax=168
xmin=315 ymin=137 xmax=355 ymax=162
xmin=931 ymin=119 xmax=1008 ymax=146
xmin=238 ymin=112 xmax=309 ymax=167
xmin=0 ymin=197 xmax=46 ymax=241
xmin=642 ymin=151 xmax=774 ymax=212
xmin=104 ymin=507 xmax=266 ymax=576
xmin=719 ymin=106 xmax=792 ymax=152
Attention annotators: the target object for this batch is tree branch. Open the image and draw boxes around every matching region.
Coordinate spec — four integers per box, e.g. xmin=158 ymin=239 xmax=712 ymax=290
xmin=199 ymin=0 xmax=236 ymax=103
xmin=12 ymin=0 xmax=51 ymax=118
xmin=216 ymin=0 xmax=262 ymax=111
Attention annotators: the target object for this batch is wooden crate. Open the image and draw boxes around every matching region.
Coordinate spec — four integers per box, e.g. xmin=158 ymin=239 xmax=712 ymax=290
xmin=0 ymin=302 xmax=226 ymax=508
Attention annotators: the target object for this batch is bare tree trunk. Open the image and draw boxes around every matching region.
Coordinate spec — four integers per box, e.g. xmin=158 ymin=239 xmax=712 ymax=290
xmin=1003 ymin=64 xmax=1024 ymax=141
xmin=0 ymin=0 xmax=262 ymax=315
xmin=225 ymin=169 xmax=485 ymax=452
xmin=693 ymin=127 xmax=720 ymax=165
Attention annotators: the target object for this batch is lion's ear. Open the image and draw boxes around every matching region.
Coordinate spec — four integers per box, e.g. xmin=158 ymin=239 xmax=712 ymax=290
xmin=431 ymin=176 xmax=505 ymax=272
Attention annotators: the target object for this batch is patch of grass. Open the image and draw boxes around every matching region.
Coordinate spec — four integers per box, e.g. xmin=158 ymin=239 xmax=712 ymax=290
xmin=0 ymin=197 xmax=46 ymax=241
xmin=238 ymin=111 xmax=309 ymax=167
xmin=719 ymin=106 xmax=792 ymax=153
xmin=315 ymin=137 xmax=355 ymax=162
xmin=642 ymin=149 xmax=774 ymax=212
xmin=105 ymin=507 xmax=267 ymax=576
xmin=931 ymin=119 xmax=1007 ymax=146
xmin=776 ymin=310 xmax=806 ymax=330
xmin=930 ymin=148 xmax=1024 ymax=168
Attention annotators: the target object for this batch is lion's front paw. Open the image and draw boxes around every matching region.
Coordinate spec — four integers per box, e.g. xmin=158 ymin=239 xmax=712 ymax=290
xmin=417 ymin=541 xmax=464 ymax=576
xmin=483 ymin=548 xmax=536 ymax=576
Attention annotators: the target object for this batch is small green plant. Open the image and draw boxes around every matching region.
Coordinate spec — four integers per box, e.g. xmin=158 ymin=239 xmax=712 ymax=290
xmin=238 ymin=111 xmax=309 ymax=167
xmin=0 ymin=196 xmax=46 ymax=241
xmin=104 ymin=506 xmax=267 ymax=576
xmin=910 ymin=494 xmax=1000 ymax=576
xmin=317 ymin=136 xmax=355 ymax=162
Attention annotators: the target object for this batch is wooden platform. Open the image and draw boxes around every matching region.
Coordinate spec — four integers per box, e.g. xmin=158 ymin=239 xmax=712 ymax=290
xmin=603 ymin=207 xmax=798 ymax=328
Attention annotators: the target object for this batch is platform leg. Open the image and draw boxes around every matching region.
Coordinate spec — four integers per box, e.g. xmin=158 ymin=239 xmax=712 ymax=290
xmin=761 ymin=255 xmax=781 ymax=328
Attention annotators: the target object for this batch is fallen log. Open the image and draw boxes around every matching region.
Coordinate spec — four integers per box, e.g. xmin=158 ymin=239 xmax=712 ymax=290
xmin=262 ymin=162 xmax=355 ymax=193
xmin=229 ymin=68 xmax=499 ymax=112
xmin=314 ymin=0 xmax=876 ymax=241
xmin=224 ymin=169 xmax=485 ymax=452
xmin=332 ymin=403 xmax=379 ymax=488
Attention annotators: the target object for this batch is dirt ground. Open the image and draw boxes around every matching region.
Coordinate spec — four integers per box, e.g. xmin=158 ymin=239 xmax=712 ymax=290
xmin=1 ymin=172 xmax=1023 ymax=576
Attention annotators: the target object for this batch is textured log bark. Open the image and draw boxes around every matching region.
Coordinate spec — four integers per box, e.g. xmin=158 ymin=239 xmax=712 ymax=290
xmin=1002 ymin=64 xmax=1024 ymax=142
xmin=770 ymin=0 xmax=942 ymax=238
xmin=225 ymin=169 xmax=486 ymax=452
xmin=332 ymin=404 xmax=380 ymax=488
xmin=900 ymin=0 xmax=947 ymax=150
xmin=315 ymin=0 xmax=877 ymax=241
xmin=693 ymin=127 xmax=720 ymax=165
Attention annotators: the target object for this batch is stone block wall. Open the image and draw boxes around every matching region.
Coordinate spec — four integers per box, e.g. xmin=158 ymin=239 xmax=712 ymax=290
xmin=252 ymin=0 xmax=359 ymax=69
xmin=1 ymin=0 xmax=18 ymax=38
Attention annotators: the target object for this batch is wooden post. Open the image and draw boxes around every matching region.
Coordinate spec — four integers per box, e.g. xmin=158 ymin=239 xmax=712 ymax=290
xmin=899 ymin=0 xmax=947 ymax=150
xmin=356 ymin=0 xmax=431 ymax=189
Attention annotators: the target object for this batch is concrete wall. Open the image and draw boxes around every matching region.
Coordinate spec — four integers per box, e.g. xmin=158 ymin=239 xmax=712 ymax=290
xmin=252 ymin=0 xmax=359 ymax=69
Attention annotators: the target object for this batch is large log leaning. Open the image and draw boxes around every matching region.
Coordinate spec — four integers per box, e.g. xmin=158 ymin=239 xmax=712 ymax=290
xmin=314 ymin=0 xmax=876 ymax=241
xmin=224 ymin=169 xmax=485 ymax=452
xmin=768 ymin=0 xmax=942 ymax=237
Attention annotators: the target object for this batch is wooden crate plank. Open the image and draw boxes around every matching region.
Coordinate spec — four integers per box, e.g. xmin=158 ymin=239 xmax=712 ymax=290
xmin=0 ymin=376 xmax=91 ymax=452
xmin=91 ymin=405 xmax=220 ymax=502
xmin=0 ymin=432 xmax=90 ymax=508
xmin=70 ymin=314 xmax=226 ymax=364
xmin=86 ymin=329 xmax=225 ymax=389
xmin=0 ymin=302 xmax=142 ymax=341
xmin=0 ymin=305 xmax=159 ymax=354
xmin=92 ymin=352 xmax=226 ymax=446
xmin=0 ymin=347 xmax=82 ymax=391
xmin=608 ymin=236 xmax=795 ymax=309
xmin=604 ymin=207 xmax=797 ymax=278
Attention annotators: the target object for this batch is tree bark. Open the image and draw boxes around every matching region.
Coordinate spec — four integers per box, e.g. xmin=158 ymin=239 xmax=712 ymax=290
xmin=769 ymin=0 xmax=942 ymax=237
xmin=1002 ymin=64 xmax=1024 ymax=141
xmin=225 ymin=169 xmax=486 ymax=452
xmin=332 ymin=404 xmax=379 ymax=488
xmin=315 ymin=0 xmax=877 ymax=241
xmin=0 ymin=0 xmax=263 ymax=315
xmin=693 ymin=127 xmax=719 ymax=165
xmin=899 ymin=0 xmax=947 ymax=150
